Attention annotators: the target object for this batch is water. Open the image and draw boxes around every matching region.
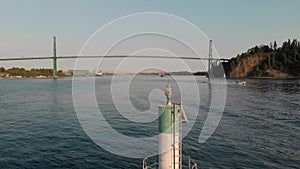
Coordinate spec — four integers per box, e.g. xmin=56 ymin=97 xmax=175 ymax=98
xmin=0 ymin=77 xmax=299 ymax=168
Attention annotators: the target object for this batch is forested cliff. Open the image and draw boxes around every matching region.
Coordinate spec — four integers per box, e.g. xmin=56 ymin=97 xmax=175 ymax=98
xmin=223 ymin=39 xmax=300 ymax=78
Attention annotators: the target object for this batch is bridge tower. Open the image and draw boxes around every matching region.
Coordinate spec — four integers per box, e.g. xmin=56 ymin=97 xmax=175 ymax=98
xmin=53 ymin=36 xmax=57 ymax=77
xmin=208 ymin=40 xmax=213 ymax=80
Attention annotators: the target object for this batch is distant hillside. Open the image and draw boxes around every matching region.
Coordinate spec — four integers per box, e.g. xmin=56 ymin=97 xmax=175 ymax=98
xmin=223 ymin=39 xmax=300 ymax=78
xmin=0 ymin=67 xmax=66 ymax=78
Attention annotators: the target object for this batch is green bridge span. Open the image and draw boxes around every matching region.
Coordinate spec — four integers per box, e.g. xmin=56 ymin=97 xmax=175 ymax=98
xmin=0 ymin=36 xmax=229 ymax=78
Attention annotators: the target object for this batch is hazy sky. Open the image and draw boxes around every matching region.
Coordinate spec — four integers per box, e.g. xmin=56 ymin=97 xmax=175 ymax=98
xmin=0 ymin=0 xmax=300 ymax=71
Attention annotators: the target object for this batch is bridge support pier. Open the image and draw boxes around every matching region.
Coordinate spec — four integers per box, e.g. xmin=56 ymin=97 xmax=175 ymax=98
xmin=53 ymin=36 xmax=57 ymax=78
xmin=208 ymin=40 xmax=213 ymax=81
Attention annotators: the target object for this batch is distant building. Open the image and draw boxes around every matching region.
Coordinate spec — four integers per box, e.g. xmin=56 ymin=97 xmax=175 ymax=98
xmin=68 ymin=70 xmax=89 ymax=76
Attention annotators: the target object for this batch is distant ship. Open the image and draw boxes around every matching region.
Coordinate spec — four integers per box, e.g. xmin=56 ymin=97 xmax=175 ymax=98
xmin=95 ymin=71 xmax=103 ymax=76
xmin=159 ymin=72 xmax=165 ymax=77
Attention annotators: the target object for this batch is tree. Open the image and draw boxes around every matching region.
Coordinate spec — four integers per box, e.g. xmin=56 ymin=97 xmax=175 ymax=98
xmin=292 ymin=39 xmax=297 ymax=47
xmin=263 ymin=63 xmax=268 ymax=71
xmin=253 ymin=66 xmax=261 ymax=77
xmin=236 ymin=54 xmax=241 ymax=63
xmin=271 ymin=54 xmax=276 ymax=67
xmin=225 ymin=39 xmax=300 ymax=77
xmin=274 ymin=41 xmax=277 ymax=50
xmin=254 ymin=46 xmax=259 ymax=53
xmin=0 ymin=67 xmax=5 ymax=72
xmin=282 ymin=42 xmax=289 ymax=52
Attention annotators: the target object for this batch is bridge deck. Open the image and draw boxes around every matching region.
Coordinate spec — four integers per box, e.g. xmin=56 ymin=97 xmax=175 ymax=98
xmin=0 ymin=55 xmax=229 ymax=61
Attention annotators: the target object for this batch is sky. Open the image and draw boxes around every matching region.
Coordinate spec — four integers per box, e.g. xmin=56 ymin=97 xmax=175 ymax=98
xmin=0 ymin=0 xmax=300 ymax=72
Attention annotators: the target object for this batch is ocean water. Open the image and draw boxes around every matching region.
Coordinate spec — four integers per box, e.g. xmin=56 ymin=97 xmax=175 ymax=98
xmin=0 ymin=76 xmax=299 ymax=169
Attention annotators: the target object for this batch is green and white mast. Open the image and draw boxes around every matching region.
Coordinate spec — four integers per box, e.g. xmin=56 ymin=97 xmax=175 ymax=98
xmin=159 ymin=84 xmax=180 ymax=169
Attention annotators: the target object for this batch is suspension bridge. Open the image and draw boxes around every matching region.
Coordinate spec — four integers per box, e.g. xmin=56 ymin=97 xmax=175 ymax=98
xmin=0 ymin=37 xmax=229 ymax=78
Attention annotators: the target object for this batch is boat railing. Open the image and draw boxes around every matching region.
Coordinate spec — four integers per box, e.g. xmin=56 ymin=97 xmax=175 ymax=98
xmin=142 ymin=154 xmax=197 ymax=169
xmin=181 ymin=155 xmax=198 ymax=169
xmin=142 ymin=154 xmax=159 ymax=169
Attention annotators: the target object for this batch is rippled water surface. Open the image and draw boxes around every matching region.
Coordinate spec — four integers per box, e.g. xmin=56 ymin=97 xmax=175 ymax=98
xmin=0 ymin=77 xmax=299 ymax=168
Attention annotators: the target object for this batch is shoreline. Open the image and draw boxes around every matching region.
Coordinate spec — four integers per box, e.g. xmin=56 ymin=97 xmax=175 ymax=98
xmin=1 ymin=75 xmax=299 ymax=80
xmin=227 ymin=76 xmax=300 ymax=80
xmin=0 ymin=76 xmax=68 ymax=79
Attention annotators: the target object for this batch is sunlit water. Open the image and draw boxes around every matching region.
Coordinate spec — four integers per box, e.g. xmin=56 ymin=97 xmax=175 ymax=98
xmin=0 ymin=76 xmax=299 ymax=169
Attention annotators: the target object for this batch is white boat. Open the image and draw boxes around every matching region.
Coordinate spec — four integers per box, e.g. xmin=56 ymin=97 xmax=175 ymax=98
xmin=237 ymin=81 xmax=246 ymax=86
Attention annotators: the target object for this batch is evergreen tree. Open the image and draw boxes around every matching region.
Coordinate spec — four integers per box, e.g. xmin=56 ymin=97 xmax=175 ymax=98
xmin=225 ymin=39 xmax=300 ymax=77
xmin=274 ymin=41 xmax=277 ymax=50
xmin=271 ymin=54 xmax=276 ymax=68
xmin=0 ymin=67 xmax=5 ymax=72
